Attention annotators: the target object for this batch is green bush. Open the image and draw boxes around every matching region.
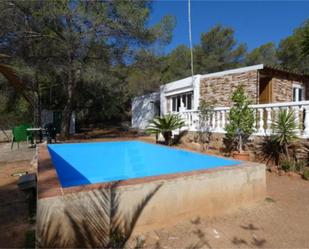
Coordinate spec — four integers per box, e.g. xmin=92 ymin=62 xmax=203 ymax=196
xmin=303 ymin=169 xmax=309 ymax=181
xmin=280 ymin=159 xmax=294 ymax=172
xmin=280 ymin=159 xmax=306 ymax=173
xmin=295 ymin=161 xmax=306 ymax=172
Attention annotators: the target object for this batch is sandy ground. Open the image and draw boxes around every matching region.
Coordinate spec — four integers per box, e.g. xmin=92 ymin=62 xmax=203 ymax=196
xmin=0 ymin=142 xmax=36 ymax=248
xmin=0 ymin=141 xmax=35 ymax=163
xmin=0 ymin=160 xmax=36 ymax=248
xmin=130 ymin=172 xmax=309 ymax=249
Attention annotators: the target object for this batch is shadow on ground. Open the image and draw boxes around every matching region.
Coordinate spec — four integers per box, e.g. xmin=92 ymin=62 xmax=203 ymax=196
xmin=0 ymin=160 xmax=36 ymax=248
xmin=232 ymin=223 xmax=266 ymax=248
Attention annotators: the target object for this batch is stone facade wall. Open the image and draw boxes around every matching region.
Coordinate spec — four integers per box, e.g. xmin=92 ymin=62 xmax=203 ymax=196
xmin=271 ymin=74 xmax=306 ymax=102
xmin=272 ymin=77 xmax=294 ymax=102
xmin=259 ymin=68 xmax=308 ymax=103
xmin=200 ymin=70 xmax=258 ymax=107
xmin=199 ymin=68 xmax=309 ymax=107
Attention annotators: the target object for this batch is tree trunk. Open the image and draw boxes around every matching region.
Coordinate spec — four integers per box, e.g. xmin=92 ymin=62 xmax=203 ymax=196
xmin=163 ymin=131 xmax=172 ymax=145
xmin=61 ymin=104 xmax=72 ymax=138
xmin=61 ymin=71 xmax=75 ymax=138
xmin=284 ymin=144 xmax=290 ymax=160
xmin=33 ymin=74 xmax=42 ymax=128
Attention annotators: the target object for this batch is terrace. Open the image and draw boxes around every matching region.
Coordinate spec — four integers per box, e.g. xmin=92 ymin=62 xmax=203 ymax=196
xmin=178 ymin=100 xmax=309 ymax=138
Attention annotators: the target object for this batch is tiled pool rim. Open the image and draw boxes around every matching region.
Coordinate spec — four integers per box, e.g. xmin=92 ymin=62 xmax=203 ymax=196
xmin=37 ymin=141 xmax=262 ymax=199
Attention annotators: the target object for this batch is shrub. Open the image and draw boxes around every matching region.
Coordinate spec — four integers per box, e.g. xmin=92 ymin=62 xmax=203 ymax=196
xmin=303 ymin=169 xmax=309 ymax=181
xmin=198 ymin=100 xmax=214 ymax=150
xmin=280 ymin=159 xmax=306 ymax=173
xmin=271 ymin=109 xmax=297 ymax=159
xmin=225 ymin=85 xmax=255 ymax=152
xmin=280 ymin=159 xmax=295 ymax=172
xmin=257 ymin=136 xmax=281 ymax=165
xmin=295 ymin=161 xmax=306 ymax=172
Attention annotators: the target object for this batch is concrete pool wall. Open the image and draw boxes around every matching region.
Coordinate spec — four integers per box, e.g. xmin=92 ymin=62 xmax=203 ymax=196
xmin=37 ymin=144 xmax=266 ymax=248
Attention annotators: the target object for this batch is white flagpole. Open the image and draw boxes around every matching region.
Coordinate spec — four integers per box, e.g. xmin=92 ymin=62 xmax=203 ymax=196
xmin=188 ymin=0 xmax=194 ymax=84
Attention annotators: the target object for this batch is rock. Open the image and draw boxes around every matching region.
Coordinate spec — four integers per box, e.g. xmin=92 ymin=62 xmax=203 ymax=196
xmin=269 ymin=166 xmax=279 ymax=174
xmin=287 ymin=171 xmax=301 ymax=178
xmin=148 ymin=231 xmax=160 ymax=241
xmin=168 ymin=236 xmax=178 ymax=240
xmin=278 ymin=170 xmax=286 ymax=176
xmin=184 ymin=142 xmax=201 ymax=151
xmin=191 ymin=142 xmax=201 ymax=150
xmin=186 ymin=134 xmax=194 ymax=143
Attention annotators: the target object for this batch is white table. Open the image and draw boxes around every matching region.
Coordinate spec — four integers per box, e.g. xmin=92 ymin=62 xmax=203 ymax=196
xmin=26 ymin=128 xmax=46 ymax=145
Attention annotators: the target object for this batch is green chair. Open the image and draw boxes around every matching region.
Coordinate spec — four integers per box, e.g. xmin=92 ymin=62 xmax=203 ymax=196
xmin=11 ymin=124 xmax=33 ymax=149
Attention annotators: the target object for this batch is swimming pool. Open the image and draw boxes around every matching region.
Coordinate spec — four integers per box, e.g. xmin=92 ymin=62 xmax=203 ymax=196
xmin=48 ymin=141 xmax=239 ymax=188
xmin=37 ymin=140 xmax=266 ymax=248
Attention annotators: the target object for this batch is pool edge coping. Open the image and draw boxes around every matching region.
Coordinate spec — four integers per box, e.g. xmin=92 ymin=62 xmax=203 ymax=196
xmin=37 ymin=142 xmax=265 ymax=199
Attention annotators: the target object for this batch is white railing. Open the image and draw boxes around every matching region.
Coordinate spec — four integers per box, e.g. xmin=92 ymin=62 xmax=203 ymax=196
xmin=178 ymin=100 xmax=309 ymax=138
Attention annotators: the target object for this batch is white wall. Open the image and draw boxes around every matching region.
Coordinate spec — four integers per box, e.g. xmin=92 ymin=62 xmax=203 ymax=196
xmin=131 ymin=92 xmax=160 ymax=130
xmin=160 ymin=75 xmax=201 ymax=115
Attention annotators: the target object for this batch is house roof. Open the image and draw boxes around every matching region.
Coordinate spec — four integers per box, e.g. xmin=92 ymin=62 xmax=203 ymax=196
xmin=261 ymin=64 xmax=309 ymax=79
xmin=132 ymin=91 xmax=160 ymax=101
xmin=160 ymin=75 xmax=201 ymax=94
xmin=136 ymin=64 xmax=309 ymax=99
xmin=200 ymin=64 xmax=309 ymax=80
xmin=159 ymin=64 xmax=309 ymax=90
xmin=201 ymin=64 xmax=264 ymax=79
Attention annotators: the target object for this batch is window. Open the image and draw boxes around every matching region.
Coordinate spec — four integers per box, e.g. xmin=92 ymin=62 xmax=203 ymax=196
xmin=293 ymin=84 xmax=304 ymax=102
xmin=170 ymin=92 xmax=193 ymax=112
xmin=172 ymin=97 xmax=176 ymax=112
xmin=187 ymin=94 xmax=192 ymax=109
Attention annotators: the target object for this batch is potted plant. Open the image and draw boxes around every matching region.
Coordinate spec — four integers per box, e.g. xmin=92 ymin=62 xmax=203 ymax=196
xmin=146 ymin=113 xmax=185 ymax=145
xmin=225 ymin=85 xmax=255 ymax=160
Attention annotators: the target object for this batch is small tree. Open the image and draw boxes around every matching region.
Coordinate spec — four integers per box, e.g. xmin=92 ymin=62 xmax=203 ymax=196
xmin=225 ymin=85 xmax=255 ymax=152
xmin=198 ymin=100 xmax=215 ymax=151
xmin=146 ymin=114 xmax=185 ymax=145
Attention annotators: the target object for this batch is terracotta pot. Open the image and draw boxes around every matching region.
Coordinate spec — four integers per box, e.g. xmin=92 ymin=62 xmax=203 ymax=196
xmin=232 ymin=151 xmax=250 ymax=161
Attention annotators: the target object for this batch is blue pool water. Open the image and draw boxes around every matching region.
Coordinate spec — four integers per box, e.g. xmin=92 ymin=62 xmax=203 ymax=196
xmin=48 ymin=141 xmax=240 ymax=188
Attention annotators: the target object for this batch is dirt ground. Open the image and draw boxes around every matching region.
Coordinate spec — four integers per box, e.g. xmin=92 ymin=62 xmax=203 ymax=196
xmin=129 ymin=172 xmax=309 ymax=249
xmin=0 ymin=134 xmax=309 ymax=248
xmin=0 ymin=160 xmax=36 ymax=248
xmin=0 ymin=142 xmax=35 ymax=163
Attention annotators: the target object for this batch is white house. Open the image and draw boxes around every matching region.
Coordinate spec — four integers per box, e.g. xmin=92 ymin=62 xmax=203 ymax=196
xmin=132 ymin=64 xmax=309 ymax=137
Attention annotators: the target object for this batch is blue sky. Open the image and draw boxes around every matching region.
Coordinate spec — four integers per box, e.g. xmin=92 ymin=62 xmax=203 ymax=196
xmin=149 ymin=1 xmax=309 ymax=53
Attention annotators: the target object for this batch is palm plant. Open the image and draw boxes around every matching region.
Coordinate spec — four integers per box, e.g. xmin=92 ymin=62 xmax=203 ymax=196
xmin=0 ymin=54 xmax=35 ymax=105
xmin=146 ymin=114 xmax=185 ymax=145
xmin=271 ymin=109 xmax=298 ymax=160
